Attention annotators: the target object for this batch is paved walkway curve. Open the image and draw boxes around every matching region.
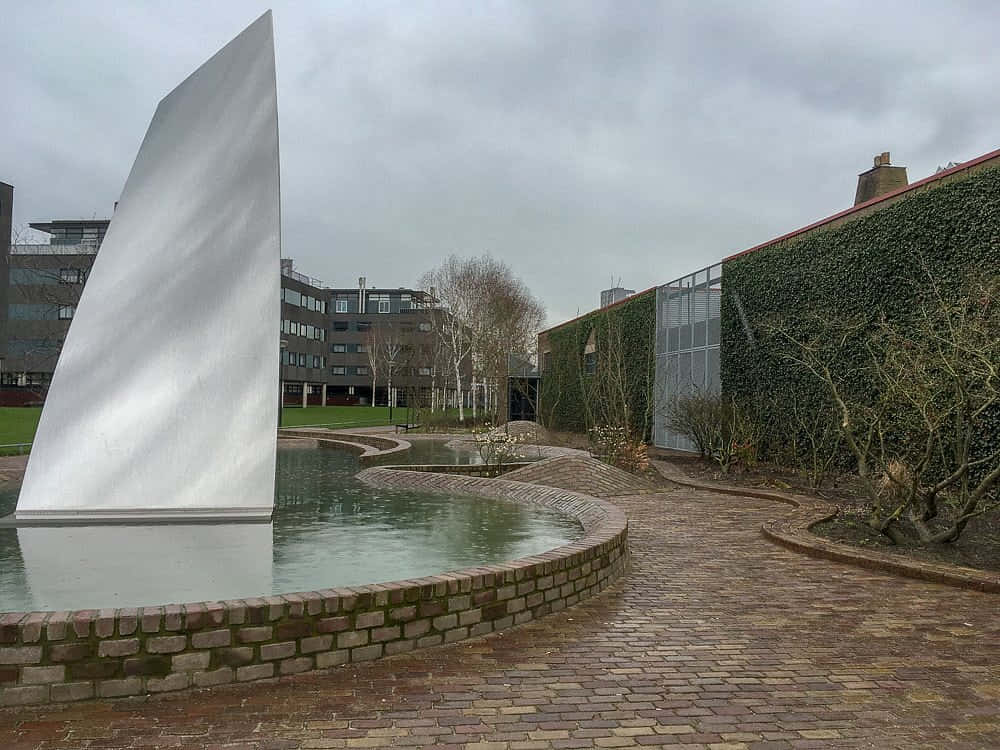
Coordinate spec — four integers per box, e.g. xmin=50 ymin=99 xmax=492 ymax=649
xmin=3 ymin=484 xmax=1000 ymax=749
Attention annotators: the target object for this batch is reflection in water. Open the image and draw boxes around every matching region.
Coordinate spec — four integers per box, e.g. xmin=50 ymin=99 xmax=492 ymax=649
xmin=15 ymin=524 xmax=272 ymax=611
xmin=0 ymin=442 xmax=581 ymax=612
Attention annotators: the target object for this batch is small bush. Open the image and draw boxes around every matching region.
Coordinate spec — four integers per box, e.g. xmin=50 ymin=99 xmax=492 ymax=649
xmin=665 ymin=391 xmax=762 ymax=473
xmin=589 ymin=425 xmax=650 ymax=474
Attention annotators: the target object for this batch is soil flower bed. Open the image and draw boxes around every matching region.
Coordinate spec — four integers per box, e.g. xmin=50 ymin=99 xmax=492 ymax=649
xmin=667 ymin=454 xmax=1000 ymax=574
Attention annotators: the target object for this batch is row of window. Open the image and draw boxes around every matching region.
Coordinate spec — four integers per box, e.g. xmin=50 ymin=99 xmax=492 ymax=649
xmin=6 ymin=338 xmax=63 ymax=356
xmin=282 ymin=287 xmax=327 ymax=313
xmin=280 ymin=358 xmax=438 ymax=378
xmin=331 ymin=293 xmax=413 ymax=314
xmin=330 ymin=320 xmax=433 ymax=333
xmin=281 ymin=319 xmax=326 ymax=341
xmin=8 ymin=304 xmax=75 ymax=320
xmin=327 ymin=366 xmax=432 ymax=376
xmin=330 ymin=366 xmax=368 ymax=376
xmin=330 ymin=343 xmax=367 ymax=354
xmin=9 ymin=268 xmax=87 ymax=285
xmin=282 ymin=351 xmax=326 ymax=369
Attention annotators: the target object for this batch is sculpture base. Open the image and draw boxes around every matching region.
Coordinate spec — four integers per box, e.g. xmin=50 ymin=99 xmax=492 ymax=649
xmin=1 ymin=507 xmax=273 ymax=527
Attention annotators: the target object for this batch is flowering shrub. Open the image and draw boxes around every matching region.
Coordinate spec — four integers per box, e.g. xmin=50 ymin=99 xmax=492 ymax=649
xmin=589 ymin=425 xmax=649 ymax=474
xmin=473 ymin=422 xmax=524 ymax=475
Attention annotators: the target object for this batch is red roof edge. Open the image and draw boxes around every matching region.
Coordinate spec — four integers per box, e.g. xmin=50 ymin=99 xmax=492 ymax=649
xmin=539 ymin=286 xmax=658 ymax=337
xmin=723 ymin=146 xmax=1000 ymax=263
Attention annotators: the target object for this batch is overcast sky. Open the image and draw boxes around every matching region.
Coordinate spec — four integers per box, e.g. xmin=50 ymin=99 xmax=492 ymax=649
xmin=3 ymin=1 xmax=998 ymax=326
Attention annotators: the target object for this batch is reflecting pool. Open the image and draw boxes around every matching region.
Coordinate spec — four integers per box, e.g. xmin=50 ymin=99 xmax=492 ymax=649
xmin=0 ymin=442 xmax=581 ymax=612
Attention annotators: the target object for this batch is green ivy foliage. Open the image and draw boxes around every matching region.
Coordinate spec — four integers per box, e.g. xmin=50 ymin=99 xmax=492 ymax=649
xmin=721 ymin=164 xmax=1000 ymax=463
xmin=539 ymin=290 xmax=655 ymax=440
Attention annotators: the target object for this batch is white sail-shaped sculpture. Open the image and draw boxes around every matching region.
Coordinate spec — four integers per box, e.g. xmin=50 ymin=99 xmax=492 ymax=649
xmin=15 ymin=12 xmax=280 ymax=522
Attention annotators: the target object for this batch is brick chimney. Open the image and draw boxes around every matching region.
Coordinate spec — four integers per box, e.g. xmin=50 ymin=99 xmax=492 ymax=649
xmin=854 ymin=151 xmax=908 ymax=205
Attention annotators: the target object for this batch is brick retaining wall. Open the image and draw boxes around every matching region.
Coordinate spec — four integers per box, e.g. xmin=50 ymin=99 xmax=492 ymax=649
xmin=0 ymin=471 xmax=627 ymax=706
xmin=390 ymin=462 xmax=534 ymax=477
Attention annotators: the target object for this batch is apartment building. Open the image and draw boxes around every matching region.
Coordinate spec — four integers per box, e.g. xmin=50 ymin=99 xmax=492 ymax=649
xmin=2 ymin=213 xmax=108 ymax=403
xmin=2 ymin=185 xmax=465 ymax=410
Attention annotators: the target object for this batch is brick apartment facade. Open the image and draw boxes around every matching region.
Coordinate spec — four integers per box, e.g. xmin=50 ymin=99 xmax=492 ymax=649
xmin=282 ymin=263 xmax=465 ymax=408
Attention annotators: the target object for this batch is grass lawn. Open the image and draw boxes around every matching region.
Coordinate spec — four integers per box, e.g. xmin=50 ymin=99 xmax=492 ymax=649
xmin=0 ymin=407 xmax=42 ymax=446
xmin=0 ymin=404 xmax=438 ymax=449
xmin=279 ymin=405 xmax=396 ymax=429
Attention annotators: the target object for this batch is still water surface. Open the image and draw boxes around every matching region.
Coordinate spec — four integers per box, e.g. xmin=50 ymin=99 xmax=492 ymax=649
xmin=0 ymin=441 xmax=580 ymax=612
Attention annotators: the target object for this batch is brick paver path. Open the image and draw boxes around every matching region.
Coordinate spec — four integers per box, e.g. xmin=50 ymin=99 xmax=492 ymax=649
xmin=504 ymin=457 xmax=657 ymax=497
xmin=4 ymin=485 xmax=999 ymax=749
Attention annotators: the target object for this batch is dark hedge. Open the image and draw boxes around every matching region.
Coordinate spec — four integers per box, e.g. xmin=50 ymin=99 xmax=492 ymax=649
xmin=721 ymin=163 xmax=1000 ymax=461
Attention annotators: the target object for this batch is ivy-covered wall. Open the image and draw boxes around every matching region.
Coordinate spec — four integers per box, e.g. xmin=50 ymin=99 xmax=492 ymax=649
xmin=538 ymin=290 xmax=655 ymax=439
xmin=721 ymin=162 xmax=1000 ymax=460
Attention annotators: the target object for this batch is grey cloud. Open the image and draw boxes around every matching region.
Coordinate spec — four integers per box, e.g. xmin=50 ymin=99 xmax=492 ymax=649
xmin=3 ymin=1 xmax=998 ymax=325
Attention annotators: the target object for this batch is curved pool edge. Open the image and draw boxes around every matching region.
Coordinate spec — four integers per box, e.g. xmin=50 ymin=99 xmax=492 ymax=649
xmin=0 ymin=471 xmax=628 ymax=707
xmin=278 ymin=428 xmax=412 ymax=464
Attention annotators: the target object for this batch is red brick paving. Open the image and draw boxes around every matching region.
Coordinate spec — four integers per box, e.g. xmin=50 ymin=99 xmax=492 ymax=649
xmin=2 ymin=484 xmax=999 ymax=749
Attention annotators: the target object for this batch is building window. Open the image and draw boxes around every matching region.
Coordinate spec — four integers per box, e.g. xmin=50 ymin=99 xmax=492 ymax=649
xmin=9 ymin=304 xmax=55 ymax=320
xmin=331 ymin=366 xmax=346 ymax=376
xmin=583 ymin=352 xmax=596 ymax=375
xmin=10 ymin=268 xmax=57 ymax=285
xmin=356 ymin=343 xmax=367 ymax=353
xmin=298 ymin=353 xmax=307 ymax=367
xmin=418 ymin=367 xmax=432 ymax=376
xmin=336 ymin=299 xmax=348 ymax=313
xmin=312 ymin=355 xmax=322 ymax=369
xmin=356 ymin=366 xmax=369 ymax=376
xmin=333 ymin=321 xmax=348 ymax=331
xmin=332 ymin=344 xmax=346 ymax=353
xmin=418 ymin=322 xmax=432 ymax=332
xmin=59 ymin=268 xmax=83 ymax=283
xmin=378 ymin=300 xmax=390 ymax=313
xmin=58 ymin=305 xmax=75 ymax=320
xmin=285 ymin=383 xmax=303 ymax=394
xmin=356 ymin=321 xmax=371 ymax=331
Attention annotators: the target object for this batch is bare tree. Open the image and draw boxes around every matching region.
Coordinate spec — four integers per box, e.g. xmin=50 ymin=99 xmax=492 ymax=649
xmin=377 ymin=320 xmax=408 ymax=410
xmin=420 ymin=257 xmax=477 ymax=421
xmin=364 ymin=325 xmax=380 ymax=407
xmin=773 ymin=271 xmax=1000 ymax=544
xmin=423 ymin=258 xmax=479 ymax=418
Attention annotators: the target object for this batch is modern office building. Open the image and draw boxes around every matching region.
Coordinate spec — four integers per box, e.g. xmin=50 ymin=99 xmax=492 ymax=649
xmin=2 ymin=214 xmax=108 ymax=403
xmin=279 ymin=259 xmax=331 ymax=407
xmin=278 ymin=265 xmax=458 ymax=408
xmin=323 ymin=281 xmax=457 ymax=408
xmin=2 ymin=188 xmax=472 ymax=413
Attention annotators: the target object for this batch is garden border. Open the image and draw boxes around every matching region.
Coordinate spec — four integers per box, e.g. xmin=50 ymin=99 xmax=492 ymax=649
xmin=653 ymin=460 xmax=1000 ymax=594
xmin=0 ymin=470 xmax=628 ymax=707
